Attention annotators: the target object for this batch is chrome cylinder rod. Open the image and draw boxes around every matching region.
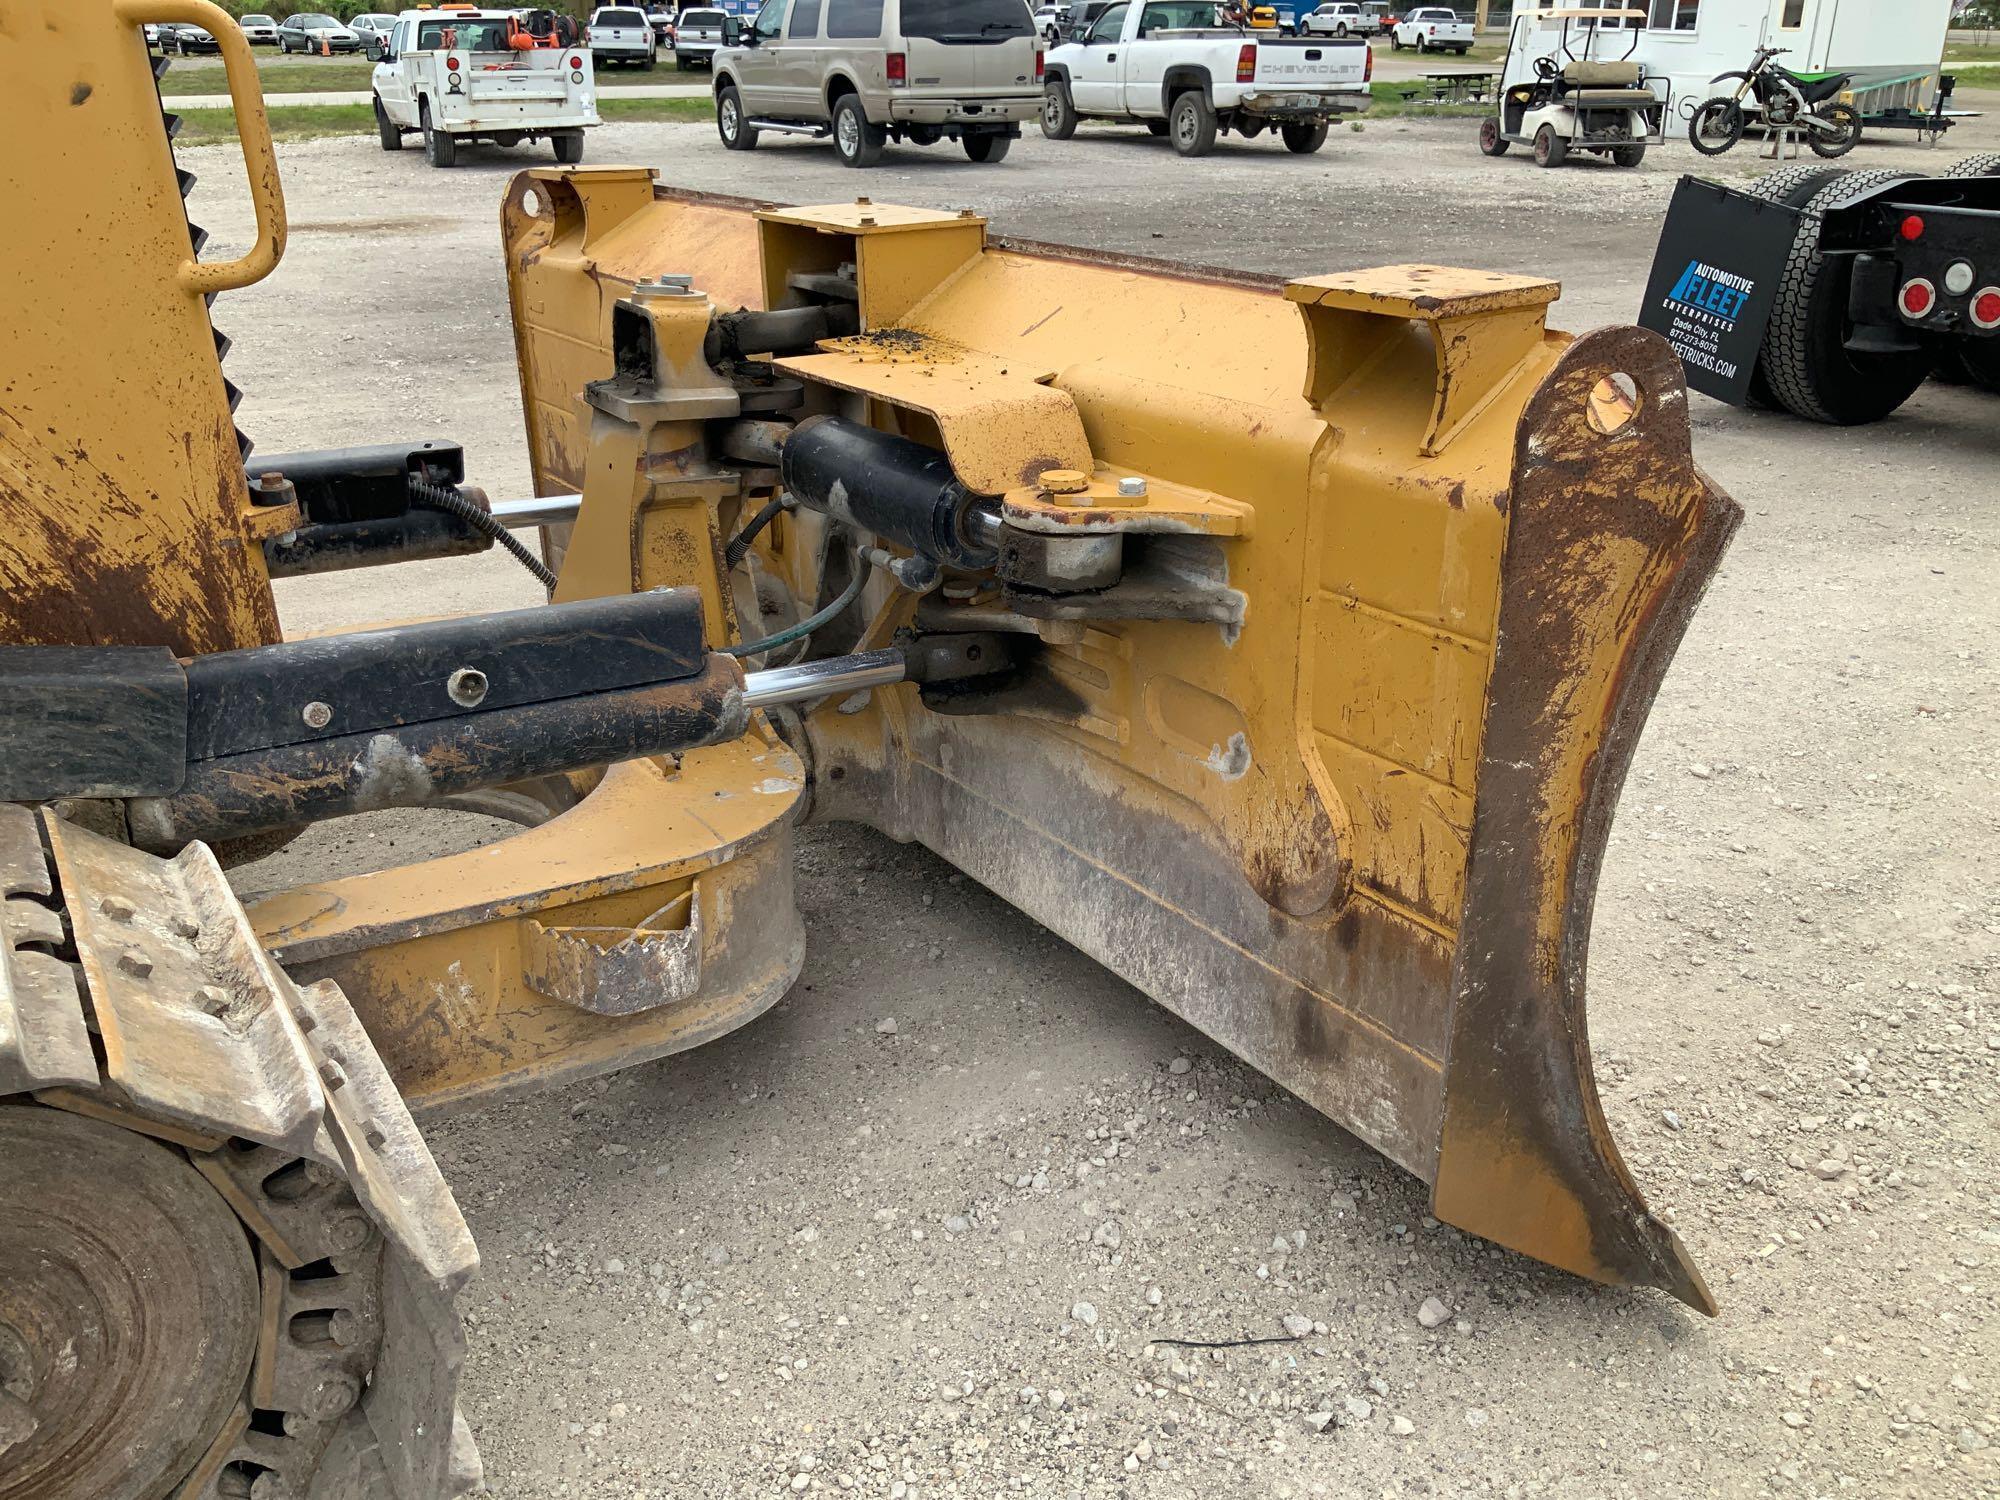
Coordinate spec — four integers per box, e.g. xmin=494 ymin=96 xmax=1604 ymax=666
xmin=740 ymin=649 xmax=905 ymax=708
xmin=488 ymin=494 xmax=584 ymax=528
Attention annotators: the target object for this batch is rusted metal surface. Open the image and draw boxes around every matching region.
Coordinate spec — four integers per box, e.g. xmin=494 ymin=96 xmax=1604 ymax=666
xmin=522 ymin=888 xmax=705 ymax=1016
xmin=4 ymin=817 xmax=481 ymax=1497
xmin=0 ymin=806 xmax=95 ymax=1096
xmin=3 ymin=0 xmax=285 ymax=656
xmin=250 ymin=741 xmax=807 ymax=1113
xmin=130 ymin=656 xmax=748 ymax=851
xmin=1432 ymin=327 xmax=1737 ymax=1314
xmin=496 ymin=187 xmax=1739 ymax=1309
xmin=777 ymin=333 xmax=1092 ymax=496
xmin=0 ymin=1108 xmax=259 ymax=1500
xmin=48 ymin=815 xmax=330 ymax=1160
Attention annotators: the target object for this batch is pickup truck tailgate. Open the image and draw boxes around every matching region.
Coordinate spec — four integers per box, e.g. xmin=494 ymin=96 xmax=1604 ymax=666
xmin=1251 ymin=35 xmax=1367 ymax=86
xmin=468 ymin=63 xmax=572 ymax=100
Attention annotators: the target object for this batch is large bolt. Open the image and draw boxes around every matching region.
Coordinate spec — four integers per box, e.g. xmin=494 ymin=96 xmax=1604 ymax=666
xmin=324 ymin=1212 xmax=374 ymax=1253
xmin=98 ymin=897 xmax=135 ymax=922
xmin=307 ymin=1372 xmax=362 ymax=1420
xmin=301 ymin=701 xmax=333 ymax=730
xmin=116 ymin=950 xmax=152 ymax=979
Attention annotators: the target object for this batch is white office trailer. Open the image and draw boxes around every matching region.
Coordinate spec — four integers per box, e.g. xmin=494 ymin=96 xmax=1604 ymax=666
xmin=1508 ymin=0 xmax=1958 ymax=122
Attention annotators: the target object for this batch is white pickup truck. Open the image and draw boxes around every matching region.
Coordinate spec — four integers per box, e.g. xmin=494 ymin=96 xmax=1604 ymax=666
xmin=1044 ymin=0 xmax=1371 ymax=156
xmin=1390 ymin=5 xmax=1472 ymax=54
xmin=373 ymin=9 xmax=598 ymax=168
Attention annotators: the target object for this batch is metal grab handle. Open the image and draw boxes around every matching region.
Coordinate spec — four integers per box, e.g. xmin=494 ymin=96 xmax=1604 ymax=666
xmin=115 ymin=0 xmax=288 ymax=295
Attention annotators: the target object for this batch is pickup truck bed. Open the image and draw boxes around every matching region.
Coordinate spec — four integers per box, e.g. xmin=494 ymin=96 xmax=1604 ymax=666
xmin=1045 ymin=24 xmax=1370 ymax=157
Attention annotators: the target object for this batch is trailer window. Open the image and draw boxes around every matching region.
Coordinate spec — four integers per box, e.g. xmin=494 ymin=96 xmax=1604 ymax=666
xmin=1646 ymin=0 xmax=1696 ymax=29
xmin=1779 ymin=0 xmax=1803 ymax=26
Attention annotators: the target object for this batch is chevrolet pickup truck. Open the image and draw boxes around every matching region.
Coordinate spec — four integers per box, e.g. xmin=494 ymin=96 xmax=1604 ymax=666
xmin=1390 ymin=5 xmax=1472 ymax=53
xmin=1044 ymin=0 xmax=1370 ymax=156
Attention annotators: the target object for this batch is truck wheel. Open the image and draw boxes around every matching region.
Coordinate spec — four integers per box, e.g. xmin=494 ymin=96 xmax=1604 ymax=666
xmin=1532 ymin=124 xmax=1567 ymax=167
xmin=833 ymin=94 xmax=885 ymax=167
xmin=676 ymin=55 xmax=691 ymax=70
xmin=717 ymin=84 xmax=758 ymax=150
xmin=1611 ymin=142 xmax=1645 ymax=167
xmin=1335 ymin=21 xmax=1348 ymax=34
xmin=374 ymin=94 xmax=403 ymax=151
xmin=1416 ymin=33 xmax=1428 ymax=52
xmin=963 ymin=131 xmax=1012 ymax=163
xmin=1761 ymin=171 xmax=1935 ymax=424
xmin=1478 ymin=115 xmax=1508 ymax=156
xmin=1938 ymin=336 xmax=2000 ymax=391
xmin=553 ymin=131 xmax=585 ymax=165
xmin=1281 ymin=120 xmax=1327 ymax=154
xmin=1041 ymin=79 xmax=1078 ymax=140
xmin=1738 ymin=165 xmax=1854 ymax=410
xmin=1945 ymin=152 xmax=2000 ymax=177
xmin=1390 ymin=33 xmax=1402 ymax=49
xmin=421 ymin=102 xmax=456 ymax=167
xmin=1170 ymin=91 xmax=1217 ymax=157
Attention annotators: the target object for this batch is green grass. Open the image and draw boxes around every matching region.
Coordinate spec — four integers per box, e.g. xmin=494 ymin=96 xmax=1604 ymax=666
xmin=174 ymin=95 xmax=711 ymax=146
xmin=159 ymin=58 xmax=380 ymax=95
xmin=1948 ymin=63 xmax=2000 ymax=90
xmin=1943 ymin=41 xmax=2000 ymax=62
xmin=1364 ymin=80 xmax=1488 ymax=118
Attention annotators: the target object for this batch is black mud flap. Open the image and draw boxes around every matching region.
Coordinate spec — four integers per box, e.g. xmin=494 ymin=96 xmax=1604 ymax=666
xmin=1639 ymin=177 xmax=1802 ymax=405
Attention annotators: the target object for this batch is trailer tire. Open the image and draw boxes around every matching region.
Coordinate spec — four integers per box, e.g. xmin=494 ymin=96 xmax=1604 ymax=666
xmin=1738 ymin=166 xmax=1851 ymax=408
xmin=421 ymin=102 xmax=456 ymax=167
xmin=1943 ymin=152 xmax=2000 ymax=177
xmin=1938 ymin=337 xmax=2000 ymax=391
xmin=1611 ymin=143 xmax=1645 ymax=167
xmin=1170 ymin=90 xmax=1217 ymax=156
xmin=1281 ymin=120 xmax=1327 ymax=154
xmin=553 ymin=130 xmax=585 ymax=164
xmin=717 ymin=84 xmax=758 ymax=150
xmin=1532 ymin=124 xmax=1567 ymax=167
xmin=1041 ymin=79 xmax=1078 ymax=139
xmin=374 ymin=94 xmax=403 ymax=151
xmin=1761 ymin=171 xmax=1936 ymax=424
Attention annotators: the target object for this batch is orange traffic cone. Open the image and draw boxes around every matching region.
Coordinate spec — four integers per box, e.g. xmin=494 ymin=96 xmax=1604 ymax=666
xmin=319 ymin=35 xmax=330 ymax=56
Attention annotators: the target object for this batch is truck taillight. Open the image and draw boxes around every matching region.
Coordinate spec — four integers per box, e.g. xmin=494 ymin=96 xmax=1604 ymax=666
xmin=887 ymin=50 xmax=906 ymax=84
xmin=569 ymin=53 xmax=583 ymax=68
xmin=1035 ymin=48 xmax=1044 ymax=81
xmin=1236 ymin=42 xmax=1255 ymax=82
xmin=1364 ymin=42 xmax=1372 ymax=80
xmin=1898 ymin=277 xmax=1935 ymax=319
xmin=446 ymin=54 xmax=460 ymax=72
xmin=1972 ymin=287 xmax=2000 ymax=330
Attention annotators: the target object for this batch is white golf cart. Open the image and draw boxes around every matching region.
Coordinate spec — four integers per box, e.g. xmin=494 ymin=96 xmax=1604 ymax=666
xmin=1478 ymin=6 xmax=1667 ymax=169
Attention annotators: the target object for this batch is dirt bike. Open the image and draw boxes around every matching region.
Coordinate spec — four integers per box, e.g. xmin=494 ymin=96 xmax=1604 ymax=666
xmin=1688 ymin=44 xmax=1860 ymax=158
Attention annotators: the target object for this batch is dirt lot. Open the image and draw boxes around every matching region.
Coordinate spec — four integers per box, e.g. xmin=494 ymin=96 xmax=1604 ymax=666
xmin=185 ymin=110 xmax=2000 ymax=1499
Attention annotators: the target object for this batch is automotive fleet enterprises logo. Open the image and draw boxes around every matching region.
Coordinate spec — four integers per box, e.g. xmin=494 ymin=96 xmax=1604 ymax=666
xmin=1666 ymin=259 xmax=1755 ymax=330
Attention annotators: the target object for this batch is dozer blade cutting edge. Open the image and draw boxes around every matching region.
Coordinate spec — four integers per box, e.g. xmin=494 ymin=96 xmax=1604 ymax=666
xmin=502 ymin=175 xmax=1740 ymax=1312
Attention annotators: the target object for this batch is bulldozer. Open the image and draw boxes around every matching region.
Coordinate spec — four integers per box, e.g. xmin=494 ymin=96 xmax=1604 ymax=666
xmin=2 ymin=2 xmax=1740 ymax=1494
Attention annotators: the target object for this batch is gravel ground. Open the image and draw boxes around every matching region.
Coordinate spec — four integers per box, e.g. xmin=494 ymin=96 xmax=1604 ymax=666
xmin=188 ymin=111 xmax=2000 ymax=1500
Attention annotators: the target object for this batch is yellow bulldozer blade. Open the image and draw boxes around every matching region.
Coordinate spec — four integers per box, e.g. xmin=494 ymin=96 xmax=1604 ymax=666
xmin=503 ymin=173 xmax=1736 ymax=1311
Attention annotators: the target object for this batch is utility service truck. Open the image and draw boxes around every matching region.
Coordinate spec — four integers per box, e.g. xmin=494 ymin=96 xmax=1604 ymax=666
xmin=1044 ymin=0 xmax=1371 ymax=156
xmin=373 ymin=7 xmax=599 ymax=167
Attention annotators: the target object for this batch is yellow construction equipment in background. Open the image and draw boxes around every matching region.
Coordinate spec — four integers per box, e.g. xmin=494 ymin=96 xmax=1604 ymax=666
xmin=2 ymin=1 xmax=1736 ymax=1494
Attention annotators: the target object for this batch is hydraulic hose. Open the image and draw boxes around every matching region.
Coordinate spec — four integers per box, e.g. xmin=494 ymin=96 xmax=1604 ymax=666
xmin=409 ymin=475 xmax=558 ymax=590
xmin=723 ymin=548 xmax=871 ymax=659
